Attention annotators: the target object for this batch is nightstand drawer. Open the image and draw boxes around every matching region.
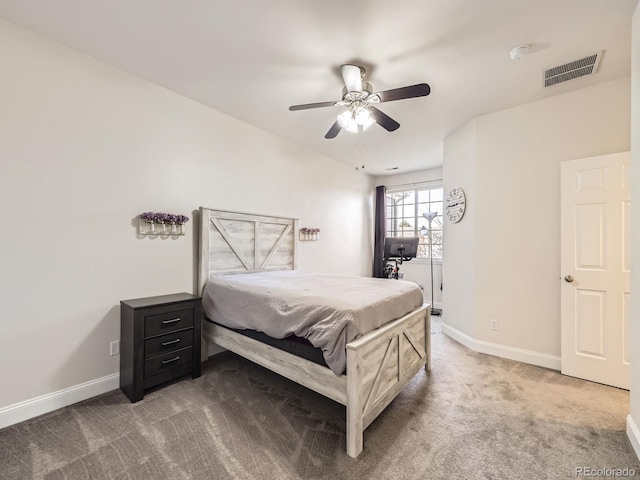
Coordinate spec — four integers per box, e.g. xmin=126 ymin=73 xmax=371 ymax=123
xmin=145 ymin=329 xmax=194 ymax=359
xmin=144 ymin=308 xmax=194 ymax=337
xmin=144 ymin=346 xmax=193 ymax=378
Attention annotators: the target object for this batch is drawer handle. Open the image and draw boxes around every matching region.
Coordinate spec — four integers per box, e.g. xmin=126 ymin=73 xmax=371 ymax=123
xmin=161 ymin=338 xmax=181 ymax=346
xmin=161 ymin=356 xmax=180 ymax=364
xmin=162 ymin=318 xmax=181 ymax=324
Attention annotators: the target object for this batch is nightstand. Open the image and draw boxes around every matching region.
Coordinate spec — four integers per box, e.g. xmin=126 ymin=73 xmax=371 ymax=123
xmin=120 ymin=293 xmax=202 ymax=402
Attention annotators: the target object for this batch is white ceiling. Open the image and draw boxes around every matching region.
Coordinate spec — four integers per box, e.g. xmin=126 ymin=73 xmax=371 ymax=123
xmin=0 ymin=0 xmax=637 ymax=175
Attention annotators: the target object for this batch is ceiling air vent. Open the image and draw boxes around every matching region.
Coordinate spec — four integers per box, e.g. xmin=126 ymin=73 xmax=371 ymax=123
xmin=543 ymin=51 xmax=603 ymax=88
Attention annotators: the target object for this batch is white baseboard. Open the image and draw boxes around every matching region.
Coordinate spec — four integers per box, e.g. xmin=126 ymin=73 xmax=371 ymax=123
xmin=0 ymin=373 xmax=119 ymax=430
xmin=441 ymin=322 xmax=561 ymax=371
xmin=627 ymin=415 xmax=640 ymax=461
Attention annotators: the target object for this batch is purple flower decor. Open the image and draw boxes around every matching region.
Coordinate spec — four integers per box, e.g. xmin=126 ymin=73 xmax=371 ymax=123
xmin=140 ymin=212 xmax=189 ymax=223
xmin=138 ymin=212 xmax=190 ymax=235
xmin=299 ymin=227 xmax=320 ymax=241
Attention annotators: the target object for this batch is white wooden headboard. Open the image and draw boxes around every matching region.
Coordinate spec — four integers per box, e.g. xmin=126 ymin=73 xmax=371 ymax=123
xmin=198 ymin=207 xmax=298 ymax=293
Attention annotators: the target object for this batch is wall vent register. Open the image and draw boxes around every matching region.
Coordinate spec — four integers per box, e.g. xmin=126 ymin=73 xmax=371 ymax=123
xmin=544 ymin=51 xmax=603 ymax=88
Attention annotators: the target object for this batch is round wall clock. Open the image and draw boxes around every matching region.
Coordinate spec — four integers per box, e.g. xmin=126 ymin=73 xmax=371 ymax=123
xmin=445 ymin=188 xmax=466 ymax=223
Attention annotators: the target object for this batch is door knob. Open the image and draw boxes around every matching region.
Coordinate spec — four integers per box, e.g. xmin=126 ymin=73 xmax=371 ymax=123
xmin=564 ymin=275 xmax=575 ymax=283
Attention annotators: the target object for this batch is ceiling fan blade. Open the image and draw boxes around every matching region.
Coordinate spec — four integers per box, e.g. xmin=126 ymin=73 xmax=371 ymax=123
xmin=376 ymin=83 xmax=431 ymax=103
xmin=340 ymin=64 xmax=363 ymax=92
xmin=325 ymin=121 xmax=342 ymax=139
xmin=370 ymin=107 xmax=400 ymax=132
xmin=289 ymin=101 xmax=338 ymax=111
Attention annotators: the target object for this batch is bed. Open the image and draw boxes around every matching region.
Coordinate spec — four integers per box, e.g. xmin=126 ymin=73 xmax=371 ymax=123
xmin=198 ymin=207 xmax=431 ymax=458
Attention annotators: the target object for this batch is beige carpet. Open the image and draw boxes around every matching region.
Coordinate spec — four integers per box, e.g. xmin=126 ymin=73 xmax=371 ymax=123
xmin=1 ymin=319 xmax=638 ymax=479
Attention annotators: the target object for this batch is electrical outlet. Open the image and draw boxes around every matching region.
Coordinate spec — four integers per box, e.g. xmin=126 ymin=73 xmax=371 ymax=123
xmin=110 ymin=340 xmax=120 ymax=356
xmin=490 ymin=319 xmax=498 ymax=331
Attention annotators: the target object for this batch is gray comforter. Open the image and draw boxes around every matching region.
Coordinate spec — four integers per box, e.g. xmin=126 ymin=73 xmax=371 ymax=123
xmin=201 ymin=270 xmax=424 ymax=375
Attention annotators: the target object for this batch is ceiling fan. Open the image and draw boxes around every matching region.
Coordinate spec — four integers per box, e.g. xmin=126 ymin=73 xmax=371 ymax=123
xmin=289 ymin=64 xmax=431 ymax=139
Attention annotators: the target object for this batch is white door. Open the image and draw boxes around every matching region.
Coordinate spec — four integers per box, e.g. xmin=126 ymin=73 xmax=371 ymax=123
xmin=560 ymin=152 xmax=631 ymax=389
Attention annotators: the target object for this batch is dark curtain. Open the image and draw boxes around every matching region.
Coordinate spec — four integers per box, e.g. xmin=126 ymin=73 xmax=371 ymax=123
xmin=373 ymin=185 xmax=386 ymax=278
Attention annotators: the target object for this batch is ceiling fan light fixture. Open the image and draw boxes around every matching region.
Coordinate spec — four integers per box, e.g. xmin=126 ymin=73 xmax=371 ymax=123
xmin=289 ymin=64 xmax=431 ymax=139
xmin=337 ymin=108 xmax=374 ymax=133
xmin=354 ymin=106 xmax=371 ymax=125
xmin=336 ymin=110 xmax=351 ymax=129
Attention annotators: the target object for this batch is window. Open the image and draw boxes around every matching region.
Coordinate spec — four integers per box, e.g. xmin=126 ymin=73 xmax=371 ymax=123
xmin=386 ymin=183 xmax=443 ymax=260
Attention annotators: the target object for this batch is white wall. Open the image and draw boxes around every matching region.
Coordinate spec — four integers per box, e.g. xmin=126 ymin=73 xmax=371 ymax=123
xmin=373 ymin=168 xmax=443 ymax=188
xmin=373 ymin=168 xmax=444 ymax=308
xmin=442 ymin=121 xmax=477 ymax=335
xmin=443 ymin=77 xmax=631 ymax=360
xmin=628 ymin=2 xmax=640 ymax=458
xmin=0 ymin=19 xmax=374 ymax=411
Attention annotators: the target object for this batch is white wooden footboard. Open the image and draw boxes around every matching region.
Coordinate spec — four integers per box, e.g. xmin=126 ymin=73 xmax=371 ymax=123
xmin=346 ymin=304 xmax=430 ymax=457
